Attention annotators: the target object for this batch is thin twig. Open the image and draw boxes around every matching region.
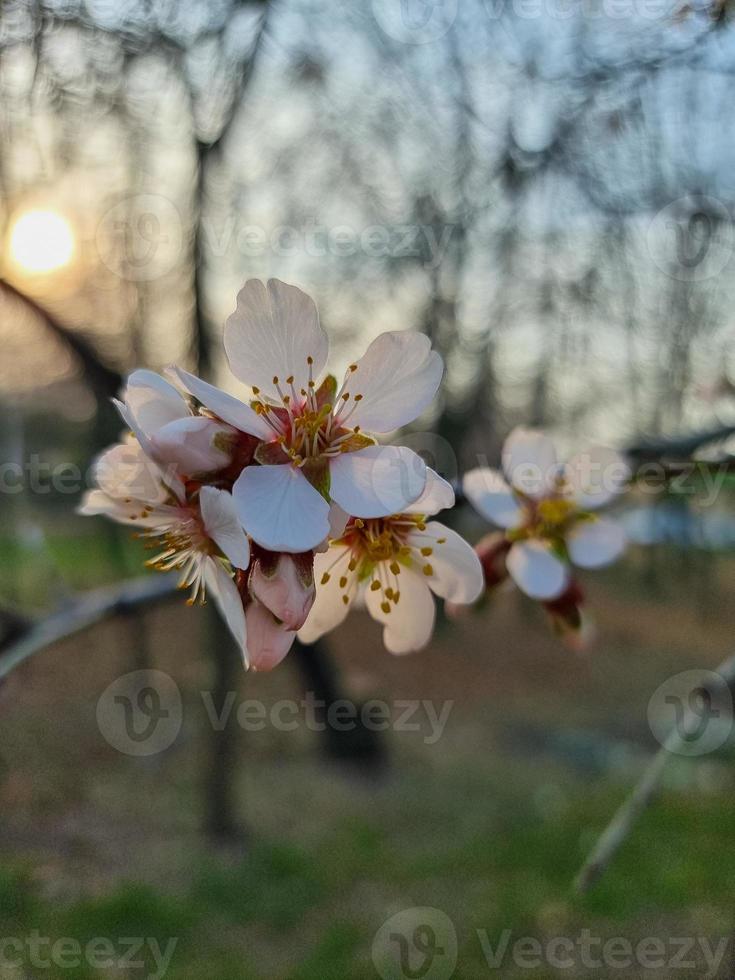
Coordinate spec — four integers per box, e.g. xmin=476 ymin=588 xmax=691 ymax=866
xmin=0 ymin=576 xmax=178 ymax=680
xmin=575 ymin=653 xmax=735 ymax=893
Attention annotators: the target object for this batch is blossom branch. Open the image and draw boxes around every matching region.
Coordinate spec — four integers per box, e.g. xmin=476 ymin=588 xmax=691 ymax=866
xmin=575 ymin=652 xmax=735 ymax=894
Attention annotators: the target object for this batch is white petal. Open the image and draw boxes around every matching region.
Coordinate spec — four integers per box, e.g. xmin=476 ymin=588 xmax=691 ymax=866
xmin=224 ymin=279 xmax=328 ymax=397
xmin=506 ymin=539 xmax=569 ymax=600
xmin=404 ymin=467 xmax=455 ymax=515
xmin=78 ymin=489 xmax=130 ymax=519
xmin=168 ymin=366 xmax=272 ymax=440
xmin=564 ymin=446 xmax=631 ymax=510
xmin=205 ymin=558 xmax=249 ymax=665
xmin=199 ymin=486 xmax=251 ymax=570
xmin=502 ymin=427 xmax=559 ymax=498
xmin=122 ymin=369 xmax=189 ymax=435
xmin=245 ymin=600 xmax=296 ymax=672
xmin=152 ymin=417 xmax=233 ymax=475
xmin=365 ymin=568 xmax=436 ymax=654
xmin=298 ymin=545 xmax=356 ymax=643
xmin=329 ymin=445 xmax=427 ymax=518
xmin=338 ymin=331 xmax=443 ymax=433
xmin=567 ymin=517 xmax=626 ymax=569
xmin=407 ymin=521 xmax=484 ymax=604
xmin=462 ymin=467 xmax=524 ymax=528
xmin=327 ymin=502 xmax=350 ymax=540
xmin=94 ymin=441 xmax=167 ymax=505
xmin=232 ymin=463 xmax=330 ymax=553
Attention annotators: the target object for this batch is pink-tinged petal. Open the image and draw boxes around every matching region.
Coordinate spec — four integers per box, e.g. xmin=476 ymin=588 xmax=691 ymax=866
xmin=168 ymin=366 xmax=272 ymax=440
xmin=506 ymin=540 xmax=569 ymax=600
xmin=297 ymin=545 xmax=355 ymax=643
xmin=365 ymin=568 xmax=436 ymax=654
xmin=199 ymin=486 xmax=250 ymax=570
xmin=94 ymin=441 xmax=168 ymax=505
xmin=122 ymin=369 xmax=189 ymax=435
xmin=224 ymin=279 xmax=328 ymax=397
xmin=407 ymin=522 xmax=484 ymax=604
xmin=249 ymin=553 xmax=315 ymax=631
xmin=245 ymin=600 xmax=297 ymax=671
xmin=233 ymin=463 xmax=330 ymax=553
xmin=564 ymin=446 xmax=631 ymax=510
xmin=462 ymin=467 xmax=524 ymax=528
xmin=502 ymin=427 xmax=559 ymax=498
xmin=329 ymin=445 xmax=427 ymax=518
xmin=404 ymin=467 xmax=455 ymax=516
xmin=204 ymin=558 xmax=249 ymax=665
xmin=152 ymin=416 xmax=234 ymax=475
xmin=113 ymin=397 xmax=155 ymax=458
xmin=567 ymin=517 xmax=626 ymax=569
xmin=338 ymin=331 xmax=443 ymax=433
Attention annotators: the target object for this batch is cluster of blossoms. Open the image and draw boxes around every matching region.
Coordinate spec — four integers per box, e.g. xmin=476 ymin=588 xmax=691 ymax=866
xmin=81 ymin=279 xmax=484 ymax=669
xmin=462 ymin=427 xmax=629 ymax=647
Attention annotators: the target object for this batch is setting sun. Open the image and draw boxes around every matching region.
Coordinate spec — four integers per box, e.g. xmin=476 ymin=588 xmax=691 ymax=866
xmin=8 ymin=208 xmax=75 ymax=274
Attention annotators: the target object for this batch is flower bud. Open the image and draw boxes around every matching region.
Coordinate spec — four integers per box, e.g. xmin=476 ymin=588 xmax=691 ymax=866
xmin=248 ymin=550 xmax=315 ymax=631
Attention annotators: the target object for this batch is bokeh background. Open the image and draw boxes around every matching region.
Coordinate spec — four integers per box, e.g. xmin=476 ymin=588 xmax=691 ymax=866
xmin=1 ymin=0 xmax=735 ymax=977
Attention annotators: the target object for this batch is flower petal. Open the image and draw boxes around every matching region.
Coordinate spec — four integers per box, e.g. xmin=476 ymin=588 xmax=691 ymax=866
xmin=245 ymin=600 xmax=297 ymax=672
xmin=564 ymin=446 xmax=631 ymax=510
xmin=168 ymin=366 xmax=272 ymax=440
xmin=337 ymin=330 xmax=443 ymax=433
xmin=329 ymin=445 xmax=427 ymax=518
xmin=462 ymin=467 xmax=524 ymax=528
xmin=365 ymin=568 xmax=436 ymax=654
xmin=298 ymin=545 xmax=356 ymax=643
xmin=233 ymin=463 xmax=330 ymax=553
xmin=204 ymin=558 xmax=249 ymax=665
xmin=122 ymin=369 xmax=189 ymax=435
xmin=404 ymin=467 xmax=455 ymax=516
xmin=224 ymin=279 xmax=329 ymax=397
xmin=152 ymin=417 xmax=234 ymax=475
xmin=407 ymin=521 xmax=484 ymax=604
xmin=567 ymin=517 xmax=626 ymax=568
xmin=249 ymin=553 xmax=314 ymax=631
xmin=502 ymin=427 xmax=559 ymax=498
xmin=506 ymin=539 xmax=569 ymax=600
xmin=94 ymin=441 xmax=168 ymax=505
xmin=199 ymin=486 xmax=250 ymax=570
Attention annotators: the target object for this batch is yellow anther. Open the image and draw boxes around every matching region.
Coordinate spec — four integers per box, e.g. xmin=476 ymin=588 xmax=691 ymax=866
xmin=186 ymin=597 xmax=195 ymax=607
xmin=272 ymin=376 xmax=279 ymax=384
xmin=339 ymin=575 xmax=348 ymax=588
xmin=349 ymin=364 xmax=357 ymax=372
xmin=381 ymin=601 xmax=391 ymax=614
xmin=437 ymin=537 xmax=446 ymax=544
xmin=321 ymin=572 xmax=331 ymax=585
xmin=390 ymin=561 xmax=401 ymax=575
xmin=354 ymin=394 xmax=363 ymax=401
xmin=286 ymin=375 xmax=294 ymax=384
xmin=348 ymin=558 xmax=357 ymax=571
xmin=370 ymin=580 xmax=381 ymax=591
xmin=355 ymin=519 xmax=365 ymax=528
xmin=393 ymin=590 xmax=400 ymax=603
xmin=342 ymin=594 xmax=349 ymax=605
xmin=385 ymin=587 xmax=394 ymax=600
xmin=252 ymin=386 xmax=260 ymax=395
xmin=423 ymin=563 xmax=434 ymax=576
xmin=307 ymin=356 xmax=314 ymax=365
xmin=420 ymin=547 xmax=433 ymax=556
xmin=342 ymin=392 xmax=349 ymax=401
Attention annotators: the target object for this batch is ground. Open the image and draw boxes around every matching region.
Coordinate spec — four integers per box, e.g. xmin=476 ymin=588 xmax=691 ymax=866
xmin=0 ymin=530 xmax=733 ymax=979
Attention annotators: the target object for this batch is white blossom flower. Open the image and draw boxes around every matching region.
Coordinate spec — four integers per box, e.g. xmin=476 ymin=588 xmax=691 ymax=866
xmin=79 ymin=440 xmax=251 ymax=663
xmin=463 ymin=427 xmax=629 ymax=601
xmin=114 ymin=370 xmax=237 ymax=476
xmin=298 ymin=470 xmax=483 ymax=655
xmin=169 ymin=279 xmax=442 ymax=554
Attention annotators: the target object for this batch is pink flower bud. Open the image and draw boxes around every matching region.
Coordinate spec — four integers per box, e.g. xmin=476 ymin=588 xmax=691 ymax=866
xmin=248 ymin=550 xmax=315 ymax=631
